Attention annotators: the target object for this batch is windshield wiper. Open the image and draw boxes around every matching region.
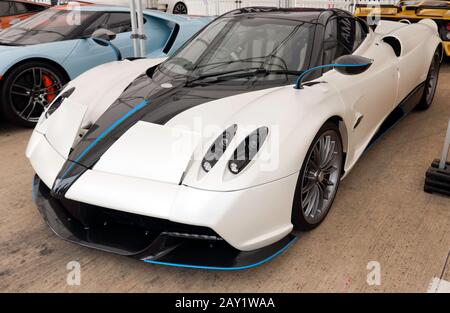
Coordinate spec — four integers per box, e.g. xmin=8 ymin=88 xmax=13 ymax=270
xmin=186 ymin=68 xmax=302 ymax=86
xmin=186 ymin=68 xmax=260 ymax=85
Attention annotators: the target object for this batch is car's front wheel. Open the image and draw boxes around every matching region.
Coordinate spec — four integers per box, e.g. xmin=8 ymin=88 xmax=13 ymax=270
xmin=291 ymin=122 xmax=344 ymax=231
xmin=0 ymin=61 xmax=67 ymax=127
xmin=416 ymin=49 xmax=441 ymax=111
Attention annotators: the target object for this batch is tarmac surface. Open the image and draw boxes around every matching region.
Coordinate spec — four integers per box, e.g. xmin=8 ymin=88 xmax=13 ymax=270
xmin=0 ymin=63 xmax=449 ymax=293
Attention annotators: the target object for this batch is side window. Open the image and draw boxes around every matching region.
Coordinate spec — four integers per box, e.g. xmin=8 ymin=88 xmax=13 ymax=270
xmin=82 ymin=13 xmax=110 ymax=36
xmin=0 ymin=1 xmax=14 ymax=17
xmin=14 ymin=2 xmax=28 ymax=14
xmin=336 ymin=17 xmax=355 ymax=54
xmin=323 ymin=16 xmax=366 ymax=68
xmin=23 ymin=3 xmax=46 ymax=13
xmin=104 ymin=13 xmax=132 ymax=34
xmin=337 ymin=16 xmax=368 ymax=53
xmin=82 ymin=12 xmax=132 ymax=37
xmin=353 ymin=19 xmax=368 ymax=51
xmin=323 ymin=18 xmax=347 ymax=67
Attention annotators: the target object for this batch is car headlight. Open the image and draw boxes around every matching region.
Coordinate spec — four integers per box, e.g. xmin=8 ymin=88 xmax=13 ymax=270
xmin=45 ymin=87 xmax=75 ymax=118
xmin=202 ymin=124 xmax=237 ymax=173
xmin=228 ymin=127 xmax=269 ymax=175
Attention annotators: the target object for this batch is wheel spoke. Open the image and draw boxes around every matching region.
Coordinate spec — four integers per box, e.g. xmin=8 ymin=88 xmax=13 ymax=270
xmin=320 ymin=136 xmax=330 ymax=167
xmin=323 ymin=165 xmax=337 ymax=174
xmin=321 ymin=139 xmax=335 ymax=169
xmin=12 ymin=84 xmax=31 ymax=93
xmin=11 ymin=91 xmax=30 ymax=97
xmin=25 ymin=102 xmax=37 ymax=120
xmin=308 ymin=185 xmax=320 ymax=217
xmin=318 ymin=137 xmax=325 ymax=163
xmin=318 ymin=182 xmax=329 ymax=200
xmin=313 ymin=144 xmax=320 ymax=165
xmin=304 ymin=170 xmax=316 ymax=180
xmin=303 ymin=192 xmax=314 ymax=217
xmin=302 ymin=180 xmax=316 ymax=194
xmin=302 ymin=185 xmax=315 ymax=208
xmin=39 ymin=82 xmax=61 ymax=93
xmin=33 ymin=68 xmax=43 ymax=87
xmin=18 ymin=97 xmax=34 ymax=117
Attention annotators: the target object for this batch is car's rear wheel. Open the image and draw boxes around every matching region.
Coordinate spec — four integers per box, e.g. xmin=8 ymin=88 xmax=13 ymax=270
xmin=173 ymin=2 xmax=188 ymax=14
xmin=416 ymin=49 xmax=440 ymax=111
xmin=0 ymin=61 xmax=67 ymax=127
xmin=292 ymin=122 xmax=343 ymax=231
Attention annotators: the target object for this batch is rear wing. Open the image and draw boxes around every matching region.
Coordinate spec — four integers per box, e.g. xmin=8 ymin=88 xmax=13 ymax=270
xmin=414 ymin=4 xmax=450 ymax=18
xmin=354 ymin=4 xmax=400 ymax=16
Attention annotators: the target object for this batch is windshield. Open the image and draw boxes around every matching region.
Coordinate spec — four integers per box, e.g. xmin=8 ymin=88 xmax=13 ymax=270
xmin=160 ymin=16 xmax=315 ymax=82
xmin=0 ymin=9 xmax=97 ymax=45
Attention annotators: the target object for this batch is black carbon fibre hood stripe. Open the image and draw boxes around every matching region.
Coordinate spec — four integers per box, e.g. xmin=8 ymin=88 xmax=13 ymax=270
xmin=52 ymin=71 xmax=288 ymax=197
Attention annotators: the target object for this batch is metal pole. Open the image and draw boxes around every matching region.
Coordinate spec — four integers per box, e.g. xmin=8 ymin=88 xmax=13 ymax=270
xmin=136 ymin=0 xmax=147 ymax=57
xmin=129 ymin=0 xmax=140 ymax=58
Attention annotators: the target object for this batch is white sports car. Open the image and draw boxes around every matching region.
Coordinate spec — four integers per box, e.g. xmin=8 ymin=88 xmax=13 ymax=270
xmin=27 ymin=8 xmax=442 ymax=270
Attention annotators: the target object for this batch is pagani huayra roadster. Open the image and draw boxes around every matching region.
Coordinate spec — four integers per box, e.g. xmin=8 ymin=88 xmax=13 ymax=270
xmin=28 ymin=8 xmax=442 ymax=270
xmin=354 ymin=0 xmax=450 ymax=56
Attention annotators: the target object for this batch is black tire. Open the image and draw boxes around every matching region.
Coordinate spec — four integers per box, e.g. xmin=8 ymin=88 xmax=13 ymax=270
xmin=173 ymin=2 xmax=188 ymax=14
xmin=0 ymin=61 xmax=67 ymax=127
xmin=416 ymin=49 xmax=441 ymax=111
xmin=291 ymin=122 xmax=344 ymax=231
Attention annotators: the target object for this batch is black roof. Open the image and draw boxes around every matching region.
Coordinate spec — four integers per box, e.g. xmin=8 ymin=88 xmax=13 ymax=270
xmin=221 ymin=7 xmax=351 ymax=24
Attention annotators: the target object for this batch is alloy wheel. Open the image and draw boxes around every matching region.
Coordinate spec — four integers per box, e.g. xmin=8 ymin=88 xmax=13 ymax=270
xmin=173 ymin=2 xmax=188 ymax=14
xmin=8 ymin=67 xmax=63 ymax=123
xmin=425 ymin=55 xmax=439 ymax=104
xmin=300 ymin=130 xmax=342 ymax=224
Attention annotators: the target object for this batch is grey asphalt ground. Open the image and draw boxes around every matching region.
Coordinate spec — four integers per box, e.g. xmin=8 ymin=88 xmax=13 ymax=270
xmin=0 ymin=63 xmax=449 ymax=292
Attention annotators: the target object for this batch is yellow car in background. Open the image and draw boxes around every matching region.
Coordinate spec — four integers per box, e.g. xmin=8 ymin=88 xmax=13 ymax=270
xmin=355 ymin=1 xmax=450 ymax=56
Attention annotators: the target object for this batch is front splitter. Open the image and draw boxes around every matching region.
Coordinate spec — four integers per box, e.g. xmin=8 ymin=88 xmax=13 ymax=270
xmin=33 ymin=175 xmax=297 ymax=270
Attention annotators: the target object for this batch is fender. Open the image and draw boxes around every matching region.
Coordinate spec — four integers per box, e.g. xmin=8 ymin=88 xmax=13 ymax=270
xmin=36 ymin=57 xmax=166 ymax=136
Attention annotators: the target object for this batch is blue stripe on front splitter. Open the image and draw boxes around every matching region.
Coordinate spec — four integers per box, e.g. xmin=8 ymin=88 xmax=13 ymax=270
xmin=60 ymin=99 xmax=150 ymax=179
xmin=144 ymin=236 xmax=298 ymax=271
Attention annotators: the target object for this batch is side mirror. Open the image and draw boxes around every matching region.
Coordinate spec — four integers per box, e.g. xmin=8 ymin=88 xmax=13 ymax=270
xmin=91 ymin=28 xmax=116 ymax=42
xmin=88 ymin=28 xmax=122 ymax=61
xmin=333 ymin=55 xmax=373 ymax=75
xmin=294 ymin=55 xmax=374 ymax=89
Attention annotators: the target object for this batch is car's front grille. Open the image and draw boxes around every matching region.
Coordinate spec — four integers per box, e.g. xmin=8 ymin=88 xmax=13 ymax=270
xmin=37 ymin=181 xmax=222 ymax=255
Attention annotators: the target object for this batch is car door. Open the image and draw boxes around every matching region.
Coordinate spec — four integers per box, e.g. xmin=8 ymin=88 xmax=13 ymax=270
xmin=63 ymin=12 xmax=135 ymax=79
xmin=324 ymin=15 xmax=398 ymax=159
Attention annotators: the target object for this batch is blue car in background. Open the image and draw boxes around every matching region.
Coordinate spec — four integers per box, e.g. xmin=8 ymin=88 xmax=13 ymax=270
xmin=0 ymin=3 xmax=211 ymax=126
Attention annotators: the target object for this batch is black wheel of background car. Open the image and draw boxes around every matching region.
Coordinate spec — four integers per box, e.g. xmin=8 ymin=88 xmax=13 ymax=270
xmin=416 ymin=49 xmax=441 ymax=111
xmin=291 ymin=122 xmax=343 ymax=231
xmin=0 ymin=61 xmax=67 ymax=127
xmin=173 ymin=2 xmax=188 ymax=14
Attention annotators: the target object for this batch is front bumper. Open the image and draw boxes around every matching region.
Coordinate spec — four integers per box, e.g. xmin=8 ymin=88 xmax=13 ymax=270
xmin=33 ymin=176 xmax=296 ymax=270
